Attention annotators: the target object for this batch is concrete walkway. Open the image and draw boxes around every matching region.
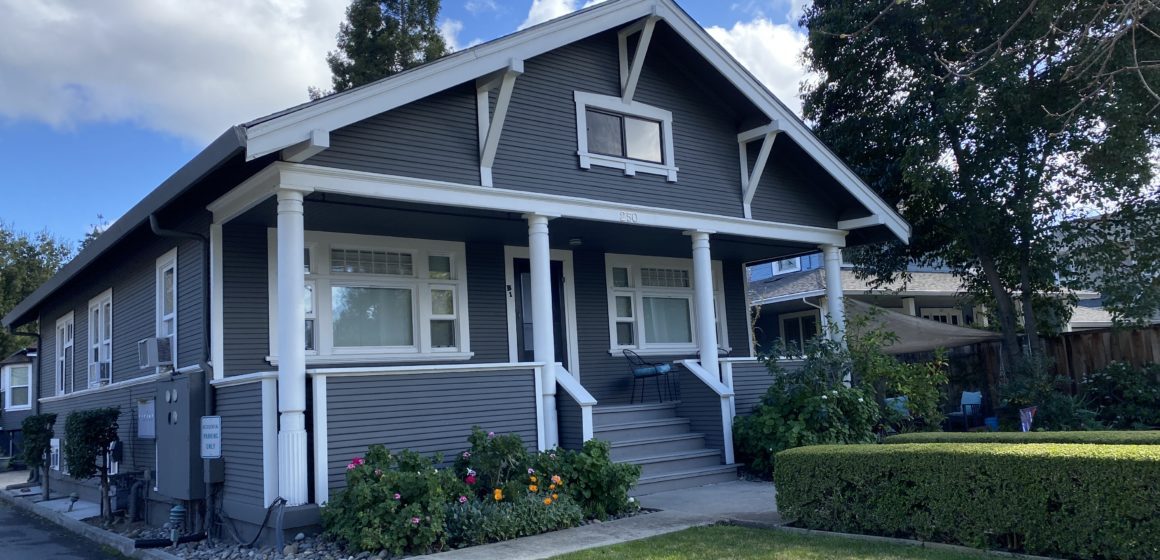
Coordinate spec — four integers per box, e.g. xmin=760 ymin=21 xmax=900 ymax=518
xmin=422 ymin=480 xmax=779 ymax=559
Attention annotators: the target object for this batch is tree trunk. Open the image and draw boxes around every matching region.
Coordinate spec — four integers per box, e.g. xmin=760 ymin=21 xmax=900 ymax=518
xmin=975 ymin=246 xmax=1023 ymax=371
xmin=100 ymin=468 xmax=111 ymax=522
xmin=1019 ymin=257 xmax=1043 ymax=358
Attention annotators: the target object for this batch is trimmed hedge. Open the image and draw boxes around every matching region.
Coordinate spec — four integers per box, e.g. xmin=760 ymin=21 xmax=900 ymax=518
xmin=885 ymin=430 xmax=1160 ymax=445
xmin=775 ymin=443 xmax=1160 ymax=559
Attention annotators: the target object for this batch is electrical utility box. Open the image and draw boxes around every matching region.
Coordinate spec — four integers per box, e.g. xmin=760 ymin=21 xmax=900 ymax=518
xmin=155 ymin=368 xmax=206 ymax=500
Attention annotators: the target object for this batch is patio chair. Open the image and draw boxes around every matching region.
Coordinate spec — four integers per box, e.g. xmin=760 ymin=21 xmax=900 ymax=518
xmin=946 ymin=391 xmax=984 ymax=431
xmin=623 ymin=349 xmax=673 ymax=404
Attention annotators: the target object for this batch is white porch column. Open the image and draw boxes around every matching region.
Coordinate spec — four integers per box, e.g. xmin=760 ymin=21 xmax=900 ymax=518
xmin=902 ymin=297 xmax=917 ymax=316
xmin=821 ymin=244 xmax=847 ymax=346
xmin=276 ymin=188 xmax=309 ymax=506
xmin=527 ymin=214 xmax=558 ymax=449
xmin=688 ymin=231 xmax=719 ymax=377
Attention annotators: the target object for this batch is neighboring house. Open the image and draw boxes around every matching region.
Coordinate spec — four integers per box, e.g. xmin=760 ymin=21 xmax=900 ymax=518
xmin=750 ymin=253 xmax=1118 ymax=355
xmin=0 ymin=348 xmax=35 ymax=459
xmin=1 ymin=0 xmax=907 ymax=538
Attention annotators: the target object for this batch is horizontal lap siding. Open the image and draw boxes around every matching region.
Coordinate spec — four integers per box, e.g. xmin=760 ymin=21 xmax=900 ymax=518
xmin=223 ymin=224 xmax=270 ymax=376
xmin=326 ymin=370 xmax=537 ymax=491
xmin=674 ymin=369 xmax=725 ymax=454
xmin=464 ymin=242 xmax=509 ymax=363
xmin=215 ymin=383 xmax=264 ymax=508
xmin=556 ymin=391 xmax=582 ymax=451
xmin=39 ymin=382 xmax=158 ymax=481
xmin=747 ymin=145 xmax=840 ymax=228
xmin=732 ymin=361 xmax=774 ymax=416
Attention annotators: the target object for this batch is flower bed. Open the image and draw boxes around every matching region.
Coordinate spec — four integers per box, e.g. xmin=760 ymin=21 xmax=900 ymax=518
xmin=885 ymin=430 xmax=1160 ymax=445
xmin=775 ymin=442 xmax=1160 ymax=559
xmin=322 ymin=427 xmax=641 ymax=556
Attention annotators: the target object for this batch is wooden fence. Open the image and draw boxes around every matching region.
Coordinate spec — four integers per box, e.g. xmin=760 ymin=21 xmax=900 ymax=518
xmin=1044 ymin=325 xmax=1160 ymax=383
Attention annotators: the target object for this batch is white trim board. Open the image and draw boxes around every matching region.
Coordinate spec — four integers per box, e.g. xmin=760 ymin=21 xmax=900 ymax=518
xmin=239 ymin=0 xmax=908 ymax=243
xmin=503 ymin=246 xmax=582 ymax=379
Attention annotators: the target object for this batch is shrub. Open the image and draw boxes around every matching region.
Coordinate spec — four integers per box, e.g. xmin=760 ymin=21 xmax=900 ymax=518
xmin=63 ymin=408 xmax=120 ymax=521
xmin=847 ymin=319 xmax=948 ymax=429
xmin=734 ymin=337 xmax=880 ymax=477
xmin=452 ymin=427 xmax=531 ymax=501
xmin=885 ymin=430 xmax=1160 ymax=445
xmin=20 ymin=413 xmax=56 ymax=472
xmin=322 ymin=446 xmax=458 ymax=555
xmin=1082 ymin=362 xmax=1160 ymax=428
xmin=445 ymin=492 xmax=583 ymax=548
xmin=999 ymin=357 xmax=1103 ymax=430
xmin=535 ymin=440 xmax=641 ymax=520
xmin=775 ymin=443 xmax=1160 ymax=559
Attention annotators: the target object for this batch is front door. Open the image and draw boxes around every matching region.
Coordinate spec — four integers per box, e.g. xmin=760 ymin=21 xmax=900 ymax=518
xmin=511 ymin=258 xmax=569 ymax=368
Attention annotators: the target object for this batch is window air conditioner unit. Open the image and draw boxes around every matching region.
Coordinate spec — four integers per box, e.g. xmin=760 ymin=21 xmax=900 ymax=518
xmin=88 ymin=362 xmax=113 ymax=388
xmin=138 ymin=337 xmax=173 ymax=370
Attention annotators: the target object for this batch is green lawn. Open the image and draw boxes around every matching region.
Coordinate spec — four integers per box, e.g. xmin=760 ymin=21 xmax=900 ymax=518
xmin=552 ymin=525 xmax=991 ymax=560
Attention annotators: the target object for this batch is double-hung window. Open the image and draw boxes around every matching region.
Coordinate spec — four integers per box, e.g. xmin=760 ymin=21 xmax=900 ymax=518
xmin=88 ymin=289 xmax=113 ymax=387
xmin=55 ymin=312 xmax=74 ymax=396
xmin=1 ymin=364 xmax=31 ymax=411
xmin=574 ymin=91 xmax=677 ymax=181
xmin=779 ymin=310 xmax=820 ymax=356
xmin=156 ymin=250 xmax=178 ymax=366
xmin=271 ymin=232 xmax=471 ymax=363
xmin=606 ymin=254 xmax=728 ymax=355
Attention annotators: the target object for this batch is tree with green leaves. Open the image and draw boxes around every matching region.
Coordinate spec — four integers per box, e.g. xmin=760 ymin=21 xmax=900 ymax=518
xmin=312 ymin=0 xmax=448 ymax=99
xmin=21 ymin=413 xmax=56 ymax=497
xmin=0 ymin=222 xmax=72 ymax=357
xmin=801 ymin=0 xmax=1158 ymax=367
xmin=64 ymin=408 xmax=120 ymax=521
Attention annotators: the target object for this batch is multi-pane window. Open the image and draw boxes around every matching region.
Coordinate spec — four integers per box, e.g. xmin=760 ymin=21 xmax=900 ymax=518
xmin=779 ymin=310 xmax=820 ymax=355
xmin=574 ymin=91 xmax=677 ymax=181
xmin=585 ymin=109 xmax=663 ymax=163
xmin=606 ymin=255 xmax=727 ymax=353
xmin=88 ymin=289 xmax=113 ymax=387
xmin=276 ymin=232 xmax=470 ymax=360
xmin=922 ymin=308 xmax=963 ymax=326
xmin=156 ymin=250 xmax=178 ymax=366
xmin=56 ymin=313 xmax=74 ymax=396
xmin=2 ymin=364 xmax=31 ymax=410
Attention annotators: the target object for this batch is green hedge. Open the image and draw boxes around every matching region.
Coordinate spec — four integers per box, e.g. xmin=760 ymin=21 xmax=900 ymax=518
xmin=885 ymin=430 xmax=1160 ymax=445
xmin=774 ymin=443 xmax=1160 ymax=559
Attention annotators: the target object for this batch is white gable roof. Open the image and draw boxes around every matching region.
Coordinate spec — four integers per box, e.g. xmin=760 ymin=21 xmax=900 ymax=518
xmin=243 ymin=0 xmax=909 ymax=243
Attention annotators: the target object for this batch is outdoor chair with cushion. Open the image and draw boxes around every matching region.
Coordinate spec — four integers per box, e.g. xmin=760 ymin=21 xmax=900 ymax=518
xmin=946 ymin=391 xmax=984 ymax=431
xmin=623 ymin=349 xmax=674 ymax=404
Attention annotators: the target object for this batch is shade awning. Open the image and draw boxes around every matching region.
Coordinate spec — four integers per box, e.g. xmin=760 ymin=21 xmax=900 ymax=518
xmin=845 ymin=299 xmax=1002 ymax=354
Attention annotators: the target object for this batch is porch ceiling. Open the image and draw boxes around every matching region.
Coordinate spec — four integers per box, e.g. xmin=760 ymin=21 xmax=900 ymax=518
xmin=232 ymin=193 xmax=819 ymax=264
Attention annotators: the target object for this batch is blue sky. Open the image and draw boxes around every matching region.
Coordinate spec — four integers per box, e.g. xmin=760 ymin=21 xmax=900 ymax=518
xmin=0 ymin=0 xmax=808 ymax=244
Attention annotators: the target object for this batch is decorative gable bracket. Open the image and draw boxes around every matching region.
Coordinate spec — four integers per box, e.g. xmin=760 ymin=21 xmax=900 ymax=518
xmin=618 ymin=15 xmax=659 ymax=104
xmin=738 ymin=121 xmax=781 ymax=219
xmin=476 ymin=59 xmax=524 ymax=187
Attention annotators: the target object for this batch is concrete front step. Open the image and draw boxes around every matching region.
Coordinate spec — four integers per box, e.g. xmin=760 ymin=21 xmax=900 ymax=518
xmin=593 ymin=401 xmax=679 ymax=427
xmin=631 ymin=449 xmax=724 ymax=478
xmin=630 ymin=465 xmax=739 ymax=496
xmin=593 ymin=418 xmax=691 ymax=442
xmin=609 ymin=433 xmax=707 ymax=461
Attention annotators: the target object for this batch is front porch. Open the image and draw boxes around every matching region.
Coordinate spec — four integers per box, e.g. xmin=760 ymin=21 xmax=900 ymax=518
xmin=207 ymin=163 xmax=850 ymax=510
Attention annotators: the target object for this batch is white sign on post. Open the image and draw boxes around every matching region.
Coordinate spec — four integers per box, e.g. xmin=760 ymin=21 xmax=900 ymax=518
xmin=201 ymin=416 xmax=222 ymax=459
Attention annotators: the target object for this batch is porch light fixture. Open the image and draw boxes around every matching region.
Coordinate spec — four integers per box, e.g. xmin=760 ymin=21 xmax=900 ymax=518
xmin=569 ymin=238 xmax=583 ymax=247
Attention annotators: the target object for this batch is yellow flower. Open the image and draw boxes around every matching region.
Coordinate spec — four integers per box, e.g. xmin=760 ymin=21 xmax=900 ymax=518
xmin=493 ymin=488 xmax=504 ymax=501
xmin=551 ymin=475 xmax=562 ymax=485
xmin=529 ymin=475 xmax=538 ymax=483
xmin=552 ymin=493 xmax=558 ymax=500
xmin=529 ymin=485 xmax=538 ymax=492
xmin=543 ymin=497 xmax=552 ymax=505
xmin=549 ymin=484 xmax=556 ymax=491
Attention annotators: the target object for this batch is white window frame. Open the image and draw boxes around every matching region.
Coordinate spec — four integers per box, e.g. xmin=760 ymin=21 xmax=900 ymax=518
xmin=50 ymin=438 xmax=61 ymax=471
xmin=1 ymin=364 xmax=32 ymax=411
xmin=268 ymin=231 xmax=472 ymax=364
xmin=55 ymin=312 xmax=74 ymax=396
xmin=921 ymin=307 xmax=964 ymax=326
xmin=574 ymin=91 xmax=678 ymax=182
xmin=105 ymin=441 xmax=119 ymax=476
xmin=605 ymin=253 xmax=728 ymax=356
xmin=87 ymin=289 xmax=113 ymax=388
xmin=772 ymin=257 xmax=802 ymax=276
xmin=156 ymin=249 xmax=178 ymax=367
xmin=779 ymin=309 xmax=821 ymax=354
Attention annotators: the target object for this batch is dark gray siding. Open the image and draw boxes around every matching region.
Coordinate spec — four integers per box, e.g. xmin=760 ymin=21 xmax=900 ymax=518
xmin=39 ymin=380 xmax=158 ymax=486
xmin=304 ymin=31 xmax=837 ymax=228
xmin=673 ymin=368 xmax=726 ymax=454
xmin=325 ymin=369 xmax=538 ymax=491
xmin=215 ymin=382 xmax=265 ymax=509
xmin=732 ymin=360 xmax=774 ymax=417
xmin=223 ymin=224 xmax=270 ymax=376
xmin=747 ymin=145 xmax=841 ymax=228
xmin=306 ymin=85 xmax=481 ymax=185
xmin=556 ymin=392 xmax=583 ymax=451
xmin=464 ymin=242 xmax=510 ymax=363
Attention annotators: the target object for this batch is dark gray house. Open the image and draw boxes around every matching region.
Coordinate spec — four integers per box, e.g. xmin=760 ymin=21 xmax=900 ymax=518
xmin=2 ymin=0 xmax=908 ymax=538
xmin=0 ymin=348 xmax=35 ymax=459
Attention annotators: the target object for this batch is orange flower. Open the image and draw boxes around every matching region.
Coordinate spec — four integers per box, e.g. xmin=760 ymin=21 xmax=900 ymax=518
xmin=551 ymin=475 xmax=562 ymax=485
xmin=552 ymin=493 xmax=558 ymax=500
xmin=529 ymin=475 xmax=538 ymax=483
xmin=493 ymin=488 xmax=504 ymax=501
xmin=549 ymin=484 xmax=556 ymax=491
xmin=543 ymin=497 xmax=552 ymax=505
xmin=529 ymin=485 xmax=538 ymax=492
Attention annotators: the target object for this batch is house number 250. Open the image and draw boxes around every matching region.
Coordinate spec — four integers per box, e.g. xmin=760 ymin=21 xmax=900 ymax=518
xmin=618 ymin=211 xmax=639 ymax=223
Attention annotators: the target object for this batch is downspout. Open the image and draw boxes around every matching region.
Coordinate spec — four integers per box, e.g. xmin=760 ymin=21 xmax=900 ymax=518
xmin=149 ymin=214 xmax=215 ymax=540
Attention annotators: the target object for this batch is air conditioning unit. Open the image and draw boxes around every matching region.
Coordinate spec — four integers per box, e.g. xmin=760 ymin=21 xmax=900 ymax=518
xmin=138 ymin=337 xmax=173 ymax=370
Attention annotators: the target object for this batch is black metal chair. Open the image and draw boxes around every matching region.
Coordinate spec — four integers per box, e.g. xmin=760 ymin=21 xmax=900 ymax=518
xmin=623 ymin=349 xmax=673 ymax=403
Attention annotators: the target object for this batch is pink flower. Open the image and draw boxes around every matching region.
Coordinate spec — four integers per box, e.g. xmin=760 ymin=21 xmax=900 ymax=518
xmin=346 ymin=463 xmax=356 ymax=470
xmin=411 ymin=517 xmax=420 ymax=525
xmin=458 ymin=495 xmax=467 ymax=504
xmin=487 ymin=431 xmax=496 ymax=438
xmin=393 ymin=493 xmax=401 ymax=500
xmin=462 ymin=451 xmax=471 ymax=459
xmin=527 ymin=468 xmax=535 ymax=475
xmin=352 ymin=457 xmax=364 ymax=465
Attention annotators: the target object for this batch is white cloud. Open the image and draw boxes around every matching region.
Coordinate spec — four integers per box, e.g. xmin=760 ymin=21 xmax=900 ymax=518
xmin=518 ymin=0 xmax=606 ymax=30
xmin=706 ymin=18 xmax=809 ymax=116
xmin=465 ymin=0 xmax=498 ymax=15
xmin=0 ymin=0 xmax=349 ymax=145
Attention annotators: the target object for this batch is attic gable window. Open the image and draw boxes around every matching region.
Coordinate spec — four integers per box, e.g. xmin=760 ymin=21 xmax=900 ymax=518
xmin=574 ymin=91 xmax=677 ymax=182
